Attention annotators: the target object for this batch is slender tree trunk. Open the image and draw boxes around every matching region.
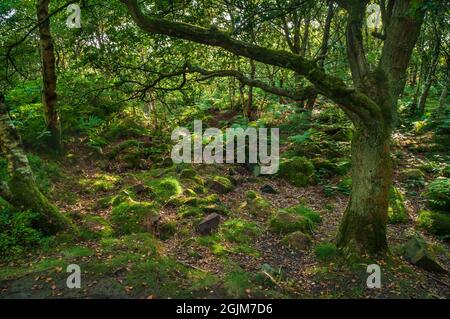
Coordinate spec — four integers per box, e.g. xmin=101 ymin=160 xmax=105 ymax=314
xmin=245 ymin=59 xmax=257 ymax=120
xmin=337 ymin=123 xmax=392 ymax=254
xmin=0 ymin=95 xmax=75 ymax=234
xmin=418 ymin=39 xmax=440 ymax=115
xmin=37 ymin=0 xmax=62 ymax=151
xmin=436 ymin=58 xmax=449 ymax=120
xmin=306 ymin=1 xmax=334 ymax=109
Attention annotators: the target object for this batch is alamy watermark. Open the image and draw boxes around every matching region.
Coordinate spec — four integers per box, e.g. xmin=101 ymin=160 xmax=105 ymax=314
xmin=171 ymin=120 xmax=279 ymax=174
xmin=66 ymin=4 xmax=81 ymax=29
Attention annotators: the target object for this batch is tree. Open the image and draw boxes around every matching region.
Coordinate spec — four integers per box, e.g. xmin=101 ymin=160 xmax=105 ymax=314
xmin=121 ymin=0 xmax=426 ymax=255
xmin=0 ymin=94 xmax=76 ymax=234
xmin=37 ymin=0 xmax=62 ymax=151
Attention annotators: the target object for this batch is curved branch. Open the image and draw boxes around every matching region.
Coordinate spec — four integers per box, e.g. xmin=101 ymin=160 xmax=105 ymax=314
xmin=121 ymin=0 xmax=383 ymax=125
xmin=187 ymin=65 xmax=317 ymax=101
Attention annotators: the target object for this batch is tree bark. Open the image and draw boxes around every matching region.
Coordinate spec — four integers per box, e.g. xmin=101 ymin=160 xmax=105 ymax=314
xmin=436 ymin=57 xmax=449 ymax=120
xmin=37 ymin=0 xmax=62 ymax=151
xmin=336 ymin=123 xmax=392 ymax=254
xmin=0 ymin=95 xmax=75 ymax=235
xmin=306 ymin=1 xmax=335 ymax=109
xmin=417 ymin=38 xmax=440 ymax=115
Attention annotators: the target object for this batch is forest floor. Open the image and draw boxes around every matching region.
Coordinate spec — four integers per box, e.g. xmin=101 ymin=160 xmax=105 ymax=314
xmin=0 ymin=110 xmax=449 ymax=299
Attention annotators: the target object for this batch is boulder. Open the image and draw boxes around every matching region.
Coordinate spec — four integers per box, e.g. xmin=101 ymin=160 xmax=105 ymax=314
xmin=281 ymin=231 xmax=312 ymax=250
xmin=208 ymin=176 xmax=234 ymax=194
xmin=268 ymin=211 xmax=313 ymax=235
xmin=278 ymin=156 xmax=315 ymax=187
xmin=260 ymin=184 xmax=279 ymax=194
xmin=403 ymin=237 xmax=447 ymax=274
xmin=197 ymin=213 xmax=221 ymax=235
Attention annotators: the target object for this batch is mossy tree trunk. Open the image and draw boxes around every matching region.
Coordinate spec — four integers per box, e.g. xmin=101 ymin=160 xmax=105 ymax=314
xmin=337 ymin=123 xmax=392 ymax=254
xmin=0 ymin=95 xmax=75 ymax=235
xmin=37 ymin=0 xmax=62 ymax=152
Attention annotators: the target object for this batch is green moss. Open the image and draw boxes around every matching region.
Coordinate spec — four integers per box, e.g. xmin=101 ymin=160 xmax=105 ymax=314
xmin=180 ymin=169 xmax=198 ymax=179
xmin=159 ymin=221 xmax=177 ymax=240
xmin=82 ymin=215 xmax=113 ymax=239
xmin=147 ymin=177 xmax=183 ymax=202
xmin=223 ymin=269 xmax=253 ymax=298
xmin=221 ymin=219 xmax=262 ymax=244
xmin=110 ymin=199 xmax=158 ymax=235
xmin=425 ymin=177 xmax=450 ymax=211
xmin=208 ymin=176 xmax=234 ymax=193
xmin=278 ymin=156 xmax=315 ymax=187
xmin=284 ymin=204 xmax=322 ymax=224
xmin=79 ymin=173 xmax=119 ymax=193
xmin=100 ymin=233 xmax=160 ymax=255
xmin=62 ymin=246 xmax=94 ymax=258
xmin=315 ymin=242 xmax=338 ymax=262
xmin=388 ymin=187 xmax=409 ymax=224
xmin=417 ymin=210 xmax=450 ymax=238
xmin=178 ymin=206 xmax=204 ymax=218
xmin=240 ymin=190 xmax=272 ymax=217
xmin=268 ymin=211 xmax=314 ymax=234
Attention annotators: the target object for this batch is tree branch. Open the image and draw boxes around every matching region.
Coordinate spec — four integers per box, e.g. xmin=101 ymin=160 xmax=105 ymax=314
xmin=121 ymin=0 xmax=383 ymax=125
xmin=187 ymin=65 xmax=317 ymax=101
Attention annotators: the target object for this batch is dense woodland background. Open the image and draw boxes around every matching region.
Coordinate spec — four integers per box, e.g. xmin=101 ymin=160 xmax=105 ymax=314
xmin=0 ymin=0 xmax=449 ymax=298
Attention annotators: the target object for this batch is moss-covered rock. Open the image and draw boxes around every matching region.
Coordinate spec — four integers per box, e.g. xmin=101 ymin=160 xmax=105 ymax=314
xmin=425 ymin=177 xmax=450 ymax=211
xmin=283 ymin=204 xmax=322 ymax=224
xmin=403 ymin=236 xmax=447 ymax=273
xmin=221 ymin=219 xmax=262 ymax=244
xmin=281 ymin=231 xmax=311 ymax=250
xmin=278 ymin=156 xmax=314 ymax=187
xmin=110 ymin=199 xmax=159 ymax=235
xmin=147 ymin=177 xmax=183 ymax=202
xmin=417 ymin=210 xmax=450 ymax=238
xmin=388 ymin=187 xmax=409 ymax=224
xmin=268 ymin=211 xmax=313 ymax=235
xmin=159 ymin=221 xmax=177 ymax=240
xmin=180 ymin=169 xmax=198 ymax=179
xmin=81 ymin=215 xmax=113 ymax=239
xmin=239 ymin=190 xmax=272 ymax=217
xmin=208 ymin=176 xmax=234 ymax=194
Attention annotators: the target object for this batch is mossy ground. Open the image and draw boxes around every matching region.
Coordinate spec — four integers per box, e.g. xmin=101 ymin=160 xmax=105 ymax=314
xmin=1 ymin=110 xmax=449 ymax=299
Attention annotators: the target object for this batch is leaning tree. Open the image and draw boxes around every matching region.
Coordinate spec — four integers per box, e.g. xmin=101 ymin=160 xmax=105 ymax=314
xmin=121 ymin=0 xmax=427 ymax=255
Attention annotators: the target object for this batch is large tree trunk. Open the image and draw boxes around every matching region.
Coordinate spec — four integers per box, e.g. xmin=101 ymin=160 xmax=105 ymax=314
xmin=37 ymin=0 xmax=62 ymax=151
xmin=337 ymin=123 xmax=392 ymax=254
xmin=0 ymin=95 xmax=75 ymax=235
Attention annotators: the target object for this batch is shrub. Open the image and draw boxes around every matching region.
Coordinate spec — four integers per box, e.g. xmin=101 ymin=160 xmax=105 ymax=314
xmin=425 ymin=178 xmax=450 ymax=211
xmin=0 ymin=208 xmax=47 ymax=260
xmin=315 ymin=242 xmax=338 ymax=262
xmin=417 ymin=210 xmax=450 ymax=239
